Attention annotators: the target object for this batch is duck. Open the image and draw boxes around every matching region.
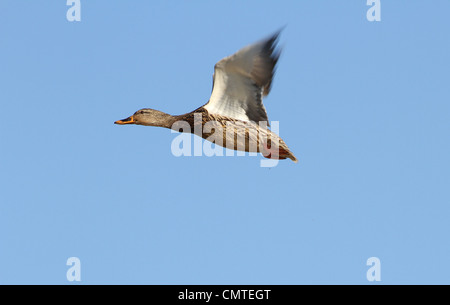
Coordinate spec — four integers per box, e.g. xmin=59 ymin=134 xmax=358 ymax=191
xmin=115 ymin=30 xmax=297 ymax=162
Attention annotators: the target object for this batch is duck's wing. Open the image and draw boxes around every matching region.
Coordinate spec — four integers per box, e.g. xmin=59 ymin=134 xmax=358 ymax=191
xmin=203 ymin=31 xmax=281 ymax=124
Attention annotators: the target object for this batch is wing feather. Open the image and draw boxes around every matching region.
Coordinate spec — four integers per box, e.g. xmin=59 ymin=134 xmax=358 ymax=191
xmin=204 ymin=31 xmax=281 ymax=124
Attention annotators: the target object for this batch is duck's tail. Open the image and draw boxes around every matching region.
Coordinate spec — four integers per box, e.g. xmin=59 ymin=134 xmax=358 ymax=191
xmin=261 ymin=138 xmax=298 ymax=163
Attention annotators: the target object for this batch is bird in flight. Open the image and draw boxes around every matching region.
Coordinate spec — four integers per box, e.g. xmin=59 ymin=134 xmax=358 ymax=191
xmin=115 ymin=30 xmax=297 ymax=162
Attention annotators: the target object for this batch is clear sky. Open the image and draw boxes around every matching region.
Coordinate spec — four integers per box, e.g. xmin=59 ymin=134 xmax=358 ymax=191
xmin=1 ymin=1 xmax=449 ymax=284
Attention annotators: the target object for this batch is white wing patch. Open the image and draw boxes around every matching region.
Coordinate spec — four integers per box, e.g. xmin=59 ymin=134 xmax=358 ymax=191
xmin=204 ymin=32 xmax=280 ymax=124
xmin=206 ymin=70 xmax=258 ymax=122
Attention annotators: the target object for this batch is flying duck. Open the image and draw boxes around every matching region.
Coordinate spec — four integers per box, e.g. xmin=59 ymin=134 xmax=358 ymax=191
xmin=115 ymin=31 xmax=297 ymax=162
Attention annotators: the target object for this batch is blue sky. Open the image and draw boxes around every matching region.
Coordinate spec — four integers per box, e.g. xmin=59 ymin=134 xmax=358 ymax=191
xmin=0 ymin=1 xmax=449 ymax=284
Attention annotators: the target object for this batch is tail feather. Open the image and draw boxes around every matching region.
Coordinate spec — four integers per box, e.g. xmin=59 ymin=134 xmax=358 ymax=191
xmin=261 ymin=146 xmax=298 ymax=163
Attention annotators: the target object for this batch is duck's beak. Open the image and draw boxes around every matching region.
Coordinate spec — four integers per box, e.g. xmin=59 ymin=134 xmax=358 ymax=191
xmin=115 ymin=116 xmax=135 ymax=125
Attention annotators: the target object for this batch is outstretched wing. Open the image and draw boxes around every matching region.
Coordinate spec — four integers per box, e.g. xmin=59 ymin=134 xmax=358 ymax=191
xmin=203 ymin=31 xmax=281 ymax=124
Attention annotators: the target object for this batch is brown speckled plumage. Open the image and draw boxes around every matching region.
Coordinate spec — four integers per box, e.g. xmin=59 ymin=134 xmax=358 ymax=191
xmin=170 ymin=107 xmax=297 ymax=161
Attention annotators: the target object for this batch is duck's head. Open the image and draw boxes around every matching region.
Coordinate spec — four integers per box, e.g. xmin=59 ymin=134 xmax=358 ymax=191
xmin=114 ymin=108 xmax=174 ymax=127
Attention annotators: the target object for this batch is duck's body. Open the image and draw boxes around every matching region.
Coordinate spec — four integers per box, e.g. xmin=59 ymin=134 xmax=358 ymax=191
xmin=179 ymin=108 xmax=296 ymax=161
xmin=115 ymin=31 xmax=297 ymax=162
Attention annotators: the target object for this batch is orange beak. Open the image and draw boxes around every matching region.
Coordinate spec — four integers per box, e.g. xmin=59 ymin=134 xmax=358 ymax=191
xmin=114 ymin=115 xmax=135 ymax=125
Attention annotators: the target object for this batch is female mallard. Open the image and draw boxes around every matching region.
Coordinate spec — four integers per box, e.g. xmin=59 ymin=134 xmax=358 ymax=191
xmin=115 ymin=31 xmax=297 ymax=162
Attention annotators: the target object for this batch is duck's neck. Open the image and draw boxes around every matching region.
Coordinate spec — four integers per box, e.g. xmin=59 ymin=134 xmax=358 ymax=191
xmin=160 ymin=113 xmax=179 ymax=129
xmin=141 ymin=109 xmax=203 ymax=130
xmin=141 ymin=111 xmax=179 ymax=129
